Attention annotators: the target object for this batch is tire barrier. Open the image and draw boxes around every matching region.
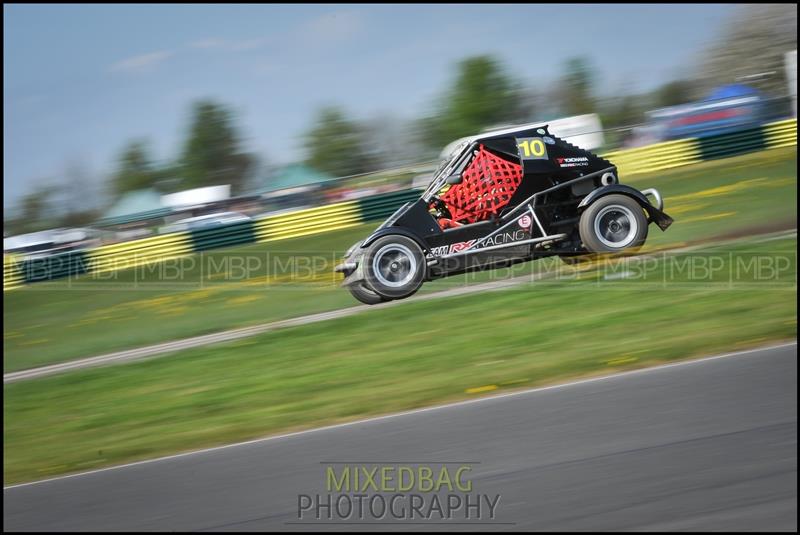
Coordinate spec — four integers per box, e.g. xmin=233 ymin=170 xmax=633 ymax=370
xmin=696 ymin=126 xmax=767 ymax=161
xmin=190 ymin=220 xmax=256 ymax=253
xmin=4 ymin=250 xmax=90 ymax=288
xmin=85 ymin=232 xmax=194 ymax=276
xmin=4 ymin=119 xmax=796 ymax=289
xmin=254 ymin=201 xmax=362 ymax=243
xmin=601 ymin=118 xmax=796 ymax=178
xmin=356 ymin=189 xmax=423 ymax=221
xmin=763 ymin=118 xmax=798 ymax=149
xmin=20 ymin=250 xmax=91 ymax=284
xmin=4 ymin=254 xmax=25 ymax=291
xmin=601 ymin=138 xmax=702 ymax=177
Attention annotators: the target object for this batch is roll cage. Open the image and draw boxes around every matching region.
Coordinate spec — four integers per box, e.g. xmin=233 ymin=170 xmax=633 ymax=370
xmin=422 ymin=140 xmax=478 ymax=202
xmin=433 ymin=165 xmax=618 ymax=259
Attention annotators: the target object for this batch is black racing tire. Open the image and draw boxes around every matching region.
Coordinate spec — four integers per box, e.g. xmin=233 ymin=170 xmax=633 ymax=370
xmin=348 ymin=282 xmax=388 ymax=305
xmin=362 ymin=235 xmax=426 ymax=299
xmin=579 ymin=194 xmax=648 ymax=254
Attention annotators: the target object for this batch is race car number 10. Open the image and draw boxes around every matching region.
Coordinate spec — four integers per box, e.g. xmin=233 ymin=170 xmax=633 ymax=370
xmin=516 ymin=137 xmax=548 ymax=160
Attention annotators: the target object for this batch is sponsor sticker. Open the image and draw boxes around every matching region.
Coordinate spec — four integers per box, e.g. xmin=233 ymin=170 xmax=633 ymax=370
xmin=481 ymin=229 xmax=527 ymax=248
xmin=433 ymin=231 xmax=530 ymax=257
xmin=518 ymin=215 xmax=532 ymax=229
xmin=556 ymin=156 xmax=589 ymax=168
xmin=430 ymin=245 xmax=449 ymax=257
xmin=450 ymin=240 xmax=476 ymax=254
xmin=516 ymin=137 xmax=549 ymax=160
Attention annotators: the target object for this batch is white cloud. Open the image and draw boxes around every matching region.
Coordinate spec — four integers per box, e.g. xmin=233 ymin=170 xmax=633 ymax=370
xmin=228 ymin=38 xmax=267 ymax=51
xmin=301 ymin=9 xmax=365 ymax=44
xmin=109 ymin=50 xmax=173 ymax=73
xmin=188 ymin=37 xmax=269 ymax=52
xmin=189 ymin=38 xmax=226 ymax=49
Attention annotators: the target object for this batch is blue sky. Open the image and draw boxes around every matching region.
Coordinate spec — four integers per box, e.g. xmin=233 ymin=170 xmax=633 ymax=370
xmin=3 ymin=4 xmax=737 ymax=209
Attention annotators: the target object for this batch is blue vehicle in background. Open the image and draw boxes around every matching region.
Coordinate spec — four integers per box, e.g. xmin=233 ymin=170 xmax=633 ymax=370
xmin=648 ymin=84 xmax=764 ymax=141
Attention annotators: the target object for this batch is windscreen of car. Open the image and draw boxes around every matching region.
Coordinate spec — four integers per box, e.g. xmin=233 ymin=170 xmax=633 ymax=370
xmin=422 ymin=141 xmax=477 ymax=201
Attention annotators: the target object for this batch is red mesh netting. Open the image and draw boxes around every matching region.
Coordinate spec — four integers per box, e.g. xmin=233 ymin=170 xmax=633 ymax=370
xmin=436 ymin=145 xmax=523 ymax=226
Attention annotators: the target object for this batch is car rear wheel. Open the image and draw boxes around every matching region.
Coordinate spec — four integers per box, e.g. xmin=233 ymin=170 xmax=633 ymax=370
xmin=579 ymin=194 xmax=648 ymax=254
xmin=363 ymin=235 xmax=426 ymax=299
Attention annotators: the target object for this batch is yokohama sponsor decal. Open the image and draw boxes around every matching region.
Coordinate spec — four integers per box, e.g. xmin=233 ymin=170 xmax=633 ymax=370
xmin=556 ymin=156 xmax=589 ymax=167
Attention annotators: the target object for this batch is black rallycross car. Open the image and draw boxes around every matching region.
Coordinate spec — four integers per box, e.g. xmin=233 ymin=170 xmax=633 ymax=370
xmin=335 ymin=123 xmax=673 ymax=305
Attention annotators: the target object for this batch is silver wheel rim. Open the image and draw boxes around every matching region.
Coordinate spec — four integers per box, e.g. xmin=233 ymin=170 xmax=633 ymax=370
xmin=594 ymin=205 xmax=638 ymax=248
xmin=372 ymin=243 xmax=417 ymax=288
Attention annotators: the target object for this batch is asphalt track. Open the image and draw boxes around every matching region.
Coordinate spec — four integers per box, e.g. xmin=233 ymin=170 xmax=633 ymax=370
xmin=4 ymin=343 xmax=797 ymax=531
xmin=5 ymin=228 xmax=796 ymax=384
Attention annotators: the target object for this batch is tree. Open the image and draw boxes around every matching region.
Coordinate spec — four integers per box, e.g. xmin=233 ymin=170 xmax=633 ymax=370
xmin=58 ymin=207 xmax=100 ymax=229
xmin=421 ymin=55 xmax=520 ymax=149
xmin=179 ymin=100 xmax=255 ymax=193
xmin=54 ymin=159 xmax=102 ymax=228
xmin=602 ymin=94 xmax=645 ymax=131
xmin=558 ymin=57 xmax=596 ymax=116
xmin=304 ymin=106 xmax=375 ymax=177
xmin=515 ymin=85 xmax=546 ymax=123
xmin=696 ymin=4 xmax=796 ymax=97
xmin=61 ymin=158 xmax=108 ymax=213
xmin=111 ymin=140 xmax=159 ymax=197
xmin=653 ymin=80 xmax=695 ymax=108
xmin=360 ymin=114 xmax=424 ymax=169
xmin=7 ymin=185 xmax=56 ymax=234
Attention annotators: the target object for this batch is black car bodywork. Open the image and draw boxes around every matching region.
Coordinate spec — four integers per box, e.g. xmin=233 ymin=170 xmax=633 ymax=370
xmin=336 ymin=123 xmax=673 ymax=304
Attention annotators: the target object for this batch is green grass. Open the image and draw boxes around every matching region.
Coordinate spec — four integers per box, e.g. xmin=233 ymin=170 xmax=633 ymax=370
xmin=3 ymin=235 xmax=796 ymax=484
xmin=3 ymin=147 xmax=797 ymax=372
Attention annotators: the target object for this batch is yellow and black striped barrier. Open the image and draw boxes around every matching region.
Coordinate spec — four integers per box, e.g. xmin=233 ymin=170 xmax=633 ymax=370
xmin=602 ymin=138 xmax=702 ymax=177
xmin=763 ymin=119 xmax=798 ymax=149
xmin=86 ymin=232 xmax=194 ymax=275
xmin=603 ymin=118 xmax=796 ymax=177
xmin=3 ymin=254 xmax=25 ymax=291
xmin=254 ymin=201 xmax=363 ymax=243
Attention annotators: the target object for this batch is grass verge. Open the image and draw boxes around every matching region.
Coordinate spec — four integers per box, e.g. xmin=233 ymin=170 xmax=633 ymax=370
xmin=3 ymin=146 xmax=797 ymax=371
xmin=4 ymin=235 xmax=796 ymax=485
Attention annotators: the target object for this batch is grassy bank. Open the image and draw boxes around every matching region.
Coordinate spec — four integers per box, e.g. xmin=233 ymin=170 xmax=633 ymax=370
xmin=3 ymin=146 xmax=797 ymax=372
xmin=4 ymin=235 xmax=796 ymax=484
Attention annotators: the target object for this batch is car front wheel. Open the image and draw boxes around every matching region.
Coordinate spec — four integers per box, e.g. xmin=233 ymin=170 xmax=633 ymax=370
xmin=579 ymin=194 xmax=648 ymax=254
xmin=348 ymin=282 xmax=388 ymax=305
xmin=363 ymin=235 xmax=426 ymax=299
